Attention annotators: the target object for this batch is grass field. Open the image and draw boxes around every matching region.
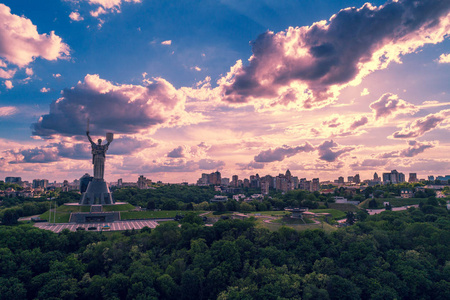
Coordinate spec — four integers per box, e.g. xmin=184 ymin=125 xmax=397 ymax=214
xmin=327 ymin=203 xmax=360 ymax=212
xmin=120 ymin=210 xmax=203 ymax=220
xmin=55 ymin=205 xmax=91 ymax=213
xmin=249 ymin=211 xmax=291 ymax=216
xmin=310 ymin=209 xmax=346 ymax=220
xmin=272 ymin=216 xmax=315 ymax=224
xmin=102 ymin=203 xmax=135 ymax=212
xmin=39 ymin=211 xmax=71 ymax=223
xmin=359 ymin=198 xmax=423 ymax=209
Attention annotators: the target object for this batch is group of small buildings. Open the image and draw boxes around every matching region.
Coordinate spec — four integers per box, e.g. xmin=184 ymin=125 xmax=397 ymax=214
xmin=197 ymin=170 xmax=320 ymax=195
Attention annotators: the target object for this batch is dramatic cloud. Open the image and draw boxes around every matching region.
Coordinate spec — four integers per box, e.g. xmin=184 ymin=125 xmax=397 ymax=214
xmin=438 ymin=53 xmax=450 ymax=63
xmin=317 ymin=140 xmax=354 ymax=162
xmin=40 ymin=87 xmax=50 ymax=93
xmin=0 ymin=4 xmax=69 ymax=68
xmin=218 ymin=0 xmax=450 ymax=110
xmin=391 ymin=109 xmax=450 ymax=138
xmin=254 ymin=142 xmax=314 ymax=163
xmin=32 ymin=74 xmax=203 ymax=137
xmin=0 ymin=106 xmax=17 ymax=117
xmin=361 ymin=88 xmax=369 ymax=96
xmin=370 ymin=93 xmax=418 ymax=120
xmin=161 ymin=40 xmax=172 ymax=46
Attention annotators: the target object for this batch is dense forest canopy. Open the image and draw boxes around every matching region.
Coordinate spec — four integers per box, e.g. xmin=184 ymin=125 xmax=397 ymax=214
xmin=1 ymin=203 xmax=449 ymax=299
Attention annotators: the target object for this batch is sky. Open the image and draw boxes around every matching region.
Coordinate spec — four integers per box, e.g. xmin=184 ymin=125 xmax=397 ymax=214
xmin=0 ymin=0 xmax=449 ymax=184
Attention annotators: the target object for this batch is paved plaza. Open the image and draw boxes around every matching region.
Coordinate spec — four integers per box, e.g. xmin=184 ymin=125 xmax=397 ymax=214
xmin=34 ymin=220 xmax=159 ymax=233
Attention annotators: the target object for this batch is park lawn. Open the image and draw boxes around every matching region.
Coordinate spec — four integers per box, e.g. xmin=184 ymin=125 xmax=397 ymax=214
xmin=39 ymin=211 xmax=71 ymax=223
xmin=310 ymin=209 xmax=346 ymax=220
xmin=57 ymin=205 xmax=91 ymax=213
xmin=359 ymin=198 xmax=423 ymax=209
xmin=385 ymin=198 xmax=423 ymax=207
xmin=102 ymin=203 xmax=135 ymax=212
xmin=249 ymin=211 xmax=291 ymax=216
xmin=327 ymin=203 xmax=360 ymax=212
xmin=120 ymin=210 xmax=203 ymax=220
xmin=272 ymin=216 xmax=315 ymax=224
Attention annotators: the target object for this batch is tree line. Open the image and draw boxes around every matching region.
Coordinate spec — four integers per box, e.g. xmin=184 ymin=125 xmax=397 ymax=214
xmin=0 ymin=201 xmax=449 ymax=299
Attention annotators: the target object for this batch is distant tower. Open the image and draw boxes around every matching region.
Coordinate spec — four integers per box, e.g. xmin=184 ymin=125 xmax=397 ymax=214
xmin=374 ymin=172 xmax=379 ymax=180
xmin=408 ymin=173 xmax=417 ymax=183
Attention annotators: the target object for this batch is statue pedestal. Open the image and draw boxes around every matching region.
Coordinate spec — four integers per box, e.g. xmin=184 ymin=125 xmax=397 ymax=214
xmin=80 ymin=179 xmax=114 ymax=205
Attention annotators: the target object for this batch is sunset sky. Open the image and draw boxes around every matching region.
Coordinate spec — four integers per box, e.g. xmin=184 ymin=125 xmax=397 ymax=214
xmin=0 ymin=0 xmax=449 ymax=183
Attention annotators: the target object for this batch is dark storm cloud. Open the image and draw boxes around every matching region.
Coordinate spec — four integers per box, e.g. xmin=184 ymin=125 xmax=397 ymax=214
xmin=254 ymin=142 xmax=315 ymax=163
xmin=391 ymin=109 xmax=450 ymax=138
xmin=317 ymin=140 xmax=354 ymax=162
xmin=32 ymin=74 xmax=190 ymax=138
xmin=220 ymin=0 xmax=450 ymax=109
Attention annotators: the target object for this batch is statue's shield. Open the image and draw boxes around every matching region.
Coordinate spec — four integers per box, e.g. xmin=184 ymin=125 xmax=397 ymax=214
xmin=106 ymin=132 xmax=114 ymax=143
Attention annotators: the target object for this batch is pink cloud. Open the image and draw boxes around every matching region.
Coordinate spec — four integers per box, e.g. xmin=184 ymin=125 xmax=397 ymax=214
xmin=370 ymin=93 xmax=418 ymax=120
xmin=391 ymin=109 xmax=450 ymax=138
xmin=4 ymin=80 xmax=13 ymax=89
xmin=138 ymin=158 xmax=224 ymax=173
xmin=218 ymin=0 xmax=450 ymax=110
xmin=0 ymin=4 xmax=69 ymax=68
xmin=379 ymin=140 xmax=436 ymax=158
xmin=0 ymin=106 xmax=17 ymax=116
xmin=32 ymin=74 xmax=203 ymax=137
xmin=69 ymin=11 xmax=84 ymax=21
xmin=254 ymin=142 xmax=315 ymax=162
xmin=88 ymin=0 xmax=141 ymax=17
xmin=317 ymin=140 xmax=354 ymax=162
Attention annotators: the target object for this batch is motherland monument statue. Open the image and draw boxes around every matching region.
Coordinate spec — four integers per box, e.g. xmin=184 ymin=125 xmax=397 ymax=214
xmin=80 ymin=119 xmax=115 ymax=205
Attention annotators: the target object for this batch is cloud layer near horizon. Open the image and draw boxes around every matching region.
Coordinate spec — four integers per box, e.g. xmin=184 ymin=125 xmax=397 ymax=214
xmin=218 ymin=0 xmax=450 ymax=110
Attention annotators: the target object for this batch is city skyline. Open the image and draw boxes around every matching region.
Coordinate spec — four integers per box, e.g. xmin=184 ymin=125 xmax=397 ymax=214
xmin=0 ymin=0 xmax=450 ymax=183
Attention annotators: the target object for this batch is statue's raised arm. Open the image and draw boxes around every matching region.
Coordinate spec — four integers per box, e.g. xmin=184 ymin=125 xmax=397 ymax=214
xmin=86 ymin=131 xmax=95 ymax=146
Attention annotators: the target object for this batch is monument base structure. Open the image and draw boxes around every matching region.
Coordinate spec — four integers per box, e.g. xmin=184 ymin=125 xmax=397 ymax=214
xmin=80 ymin=179 xmax=115 ymax=205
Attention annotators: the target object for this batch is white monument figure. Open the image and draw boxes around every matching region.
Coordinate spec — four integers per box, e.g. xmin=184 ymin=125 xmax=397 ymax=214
xmin=80 ymin=119 xmax=115 ymax=205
